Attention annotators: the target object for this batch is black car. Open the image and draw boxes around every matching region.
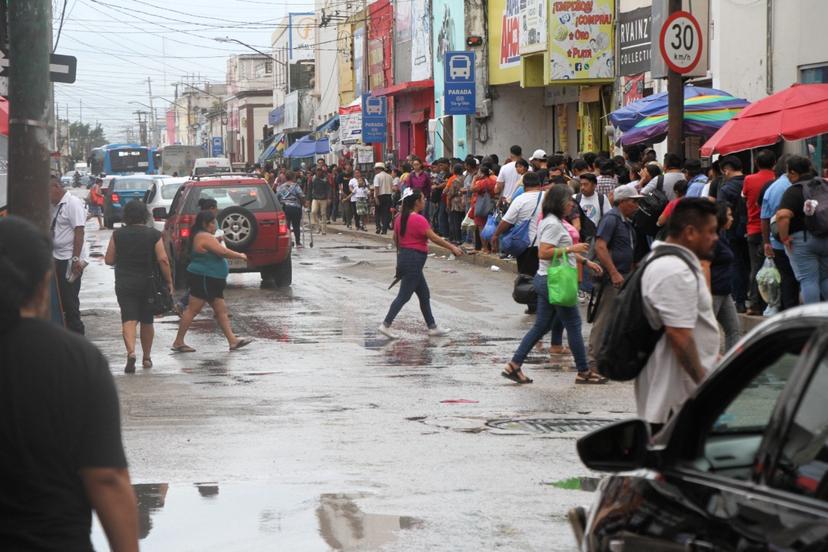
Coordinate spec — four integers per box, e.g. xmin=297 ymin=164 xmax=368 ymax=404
xmin=570 ymin=304 xmax=828 ymax=552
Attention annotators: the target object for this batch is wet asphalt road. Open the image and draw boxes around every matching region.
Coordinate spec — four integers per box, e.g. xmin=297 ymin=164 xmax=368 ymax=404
xmin=79 ymin=223 xmax=638 ymax=551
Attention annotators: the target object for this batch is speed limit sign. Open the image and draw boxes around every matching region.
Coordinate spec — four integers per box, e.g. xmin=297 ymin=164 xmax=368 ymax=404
xmin=659 ymin=11 xmax=703 ymax=74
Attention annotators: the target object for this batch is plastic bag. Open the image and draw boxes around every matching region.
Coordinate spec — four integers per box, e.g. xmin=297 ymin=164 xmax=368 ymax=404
xmin=756 ymin=258 xmax=781 ymax=308
xmin=461 ymin=213 xmax=475 ymax=231
xmin=480 ymin=212 xmax=499 ymax=242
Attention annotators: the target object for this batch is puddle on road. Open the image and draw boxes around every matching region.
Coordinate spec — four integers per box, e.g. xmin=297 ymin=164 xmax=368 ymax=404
xmin=319 ymin=245 xmax=387 ymax=250
xmin=92 ymin=483 xmax=421 ymax=551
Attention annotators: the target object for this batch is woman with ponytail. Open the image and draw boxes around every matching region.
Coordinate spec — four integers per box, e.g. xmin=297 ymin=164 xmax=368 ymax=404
xmin=0 ymin=216 xmax=138 ymax=550
xmin=378 ymin=189 xmax=464 ymax=339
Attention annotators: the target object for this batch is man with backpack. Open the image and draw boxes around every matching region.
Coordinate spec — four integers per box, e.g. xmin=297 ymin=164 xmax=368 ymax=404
xmin=717 ymin=156 xmax=750 ymax=313
xmin=776 ymin=155 xmax=828 ymax=304
xmin=642 ymin=152 xmax=684 ymax=199
xmin=587 ymin=184 xmax=642 ymax=370
xmin=575 ymin=173 xmax=607 ymax=235
xmin=633 ymin=199 xmax=720 ymax=430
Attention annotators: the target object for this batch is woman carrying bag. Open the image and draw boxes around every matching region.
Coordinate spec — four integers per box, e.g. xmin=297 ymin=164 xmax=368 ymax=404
xmin=104 ymin=200 xmax=174 ymax=373
xmin=276 ymin=170 xmax=305 ymax=247
xmin=502 ymin=185 xmax=606 ymax=385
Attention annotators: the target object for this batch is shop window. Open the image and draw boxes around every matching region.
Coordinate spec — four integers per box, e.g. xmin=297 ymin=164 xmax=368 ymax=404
xmin=801 ymin=65 xmax=828 ymax=177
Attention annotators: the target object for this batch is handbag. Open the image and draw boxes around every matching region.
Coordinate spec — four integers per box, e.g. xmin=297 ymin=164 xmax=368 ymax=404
xmin=547 ymin=250 xmax=578 ymax=306
xmin=145 ymin=233 xmax=173 ymax=316
xmin=474 ymin=191 xmax=493 ymax=218
xmin=512 ymin=274 xmax=537 ymax=305
xmin=461 ymin=213 xmax=476 ymax=231
xmin=500 ymin=192 xmax=542 ymax=257
xmin=481 ymin=212 xmax=499 ymax=241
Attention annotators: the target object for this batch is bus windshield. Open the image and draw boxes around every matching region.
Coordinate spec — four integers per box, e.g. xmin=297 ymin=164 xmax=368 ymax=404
xmin=110 ymin=148 xmax=149 ymax=174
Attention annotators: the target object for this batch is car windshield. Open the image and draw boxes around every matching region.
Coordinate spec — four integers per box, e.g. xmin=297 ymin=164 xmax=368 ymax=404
xmin=161 ymin=183 xmax=182 ymax=200
xmin=193 ymin=166 xmax=231 ymax=177
xmin=194 ymin=185 xmax=272 ymax=211
xmin=113 ymin=178 xmax=152 ymax=192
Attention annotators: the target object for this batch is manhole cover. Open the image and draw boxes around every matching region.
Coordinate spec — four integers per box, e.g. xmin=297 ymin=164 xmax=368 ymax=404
xmin=485 ymin=418 xmax=615 ymax=434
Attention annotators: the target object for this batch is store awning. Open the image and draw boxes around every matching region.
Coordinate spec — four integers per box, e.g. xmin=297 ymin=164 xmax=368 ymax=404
xmin=372 ymin=79 xmax=434 ymax=97
xmin=283 ymin=135 xmax=331 ymax=158
xmin=258 ymin=133 xmax=285 ymax=162
xmin=316 ymin=114 xmax=340 ymax=134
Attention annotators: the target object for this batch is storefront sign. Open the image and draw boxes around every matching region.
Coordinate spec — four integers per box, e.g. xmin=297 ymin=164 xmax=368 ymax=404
xmin=353 ymin=27 xmax=366 ymax=97
xmin=284 ymin=91 xmax=299 ymax=129
xmin=619 ymin=6 xmax=651 ymax=76
xmin=368 ymin=39 xmax=385 ymax=89
xmin=500 ymin=0 xmax=521 ymax=68
xmin=411 ymin=0 xmax=432 ymax=80
xmin=519 ymin=0 xmax=547 ymax=54
xmin=444 ymin=51 xmax=476 ymax=115
xmin=361 ymin=94 xmax=387 ymax=144
xmin=211 ymin=137 xmax=224 ymax=157
xmin=356 ymin=146 xmax=374 ymax=165
xmin=549 ymin=0 xmax=615 ymax=83
xmin=339 ymin=104 xmax=362 ymax=144
xmin=289 ymin=13 xmax=315 ymax=62
xmin=623 ymin=74 xmax=645 ymax=105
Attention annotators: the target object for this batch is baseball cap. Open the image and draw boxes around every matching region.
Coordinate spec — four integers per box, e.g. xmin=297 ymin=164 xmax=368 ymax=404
xmin=529 ymin=149 xmax=547 ymax=161
xmin=613 ymin=184 xmax=645 ymax=202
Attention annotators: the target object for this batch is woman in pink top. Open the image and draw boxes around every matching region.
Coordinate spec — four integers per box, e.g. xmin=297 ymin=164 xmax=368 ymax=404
xmin=378 ymin=189 xmax=464 ymax=340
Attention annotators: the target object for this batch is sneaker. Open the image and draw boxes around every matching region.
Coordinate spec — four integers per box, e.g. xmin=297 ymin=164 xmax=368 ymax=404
xmin=378 ymin=324 xmax=399 ymax=340
xmin=428 ymin=326 xmax=450 ymax=337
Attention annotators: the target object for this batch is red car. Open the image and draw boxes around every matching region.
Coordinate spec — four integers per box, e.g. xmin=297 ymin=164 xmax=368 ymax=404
xmin=155 ymin=176 xmax=292 ymax=288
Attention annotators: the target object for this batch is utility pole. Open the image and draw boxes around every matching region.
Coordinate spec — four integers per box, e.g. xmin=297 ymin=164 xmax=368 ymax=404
xmin=666 ymin=0 xmax=684 ymax=155
xmin=7 ymin=1 xmax=52 ymax=231
xmin=147 ymin=76 xmax=158 ymax=146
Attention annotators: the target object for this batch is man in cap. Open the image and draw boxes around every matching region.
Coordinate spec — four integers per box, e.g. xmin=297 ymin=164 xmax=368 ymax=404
xmin=529 ymin=149 xmax=549 ymax=185
xmin=588 ymin=184 xmax=643 ymax=371
xmin=373 ymin=162 xmax=395 ymax=234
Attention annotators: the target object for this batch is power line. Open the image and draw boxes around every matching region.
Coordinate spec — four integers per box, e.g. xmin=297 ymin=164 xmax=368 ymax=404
xmin=53 ymin=0 xmax=69 ymax=52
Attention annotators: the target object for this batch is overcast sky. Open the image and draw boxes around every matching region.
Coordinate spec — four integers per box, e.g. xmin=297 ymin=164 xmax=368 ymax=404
xmin=52 ymin=0 xmax=315 ymax=142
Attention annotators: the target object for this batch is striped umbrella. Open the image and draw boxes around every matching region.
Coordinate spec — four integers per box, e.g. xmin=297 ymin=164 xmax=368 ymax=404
xmin=610 ymin=87 xmax=750 ymax=146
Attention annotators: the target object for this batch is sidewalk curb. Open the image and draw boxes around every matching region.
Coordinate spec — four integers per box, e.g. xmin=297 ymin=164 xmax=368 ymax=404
xmin=323 ymin=222 xmax=767 ymax=335
xmin=325 ymin=222 xmax=520 ymax=274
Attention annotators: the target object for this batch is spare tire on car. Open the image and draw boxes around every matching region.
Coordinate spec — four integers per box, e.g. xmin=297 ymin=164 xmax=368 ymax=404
xmin=218 ymin=206 xmax=258 ymax=251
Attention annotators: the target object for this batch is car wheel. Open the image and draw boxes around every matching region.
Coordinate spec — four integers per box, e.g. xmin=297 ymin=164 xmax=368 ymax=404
xmin=272 ymin=255 xmax=292 ymax=287
xmin=218 ymin=206 xmax=258 ymax=251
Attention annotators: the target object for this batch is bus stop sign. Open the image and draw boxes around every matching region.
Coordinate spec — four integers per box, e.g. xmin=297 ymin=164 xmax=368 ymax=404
xmin=444 ymin=51 xmax=475 ymax=116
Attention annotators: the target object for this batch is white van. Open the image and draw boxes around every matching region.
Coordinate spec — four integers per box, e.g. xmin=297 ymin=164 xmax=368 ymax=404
xmin=192 ymin=157 xmax=232 ymax=177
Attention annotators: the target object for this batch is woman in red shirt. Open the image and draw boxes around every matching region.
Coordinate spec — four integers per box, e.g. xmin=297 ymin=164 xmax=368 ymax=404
xmin=470 ymin=165 xmax=497 ymax=253
xmin=378 ymin=189 xmax=464 ymax=340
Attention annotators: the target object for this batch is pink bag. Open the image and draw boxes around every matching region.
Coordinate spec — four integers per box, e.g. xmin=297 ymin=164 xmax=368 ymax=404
xmin=562 ymin=219 xmax=580 ymax=244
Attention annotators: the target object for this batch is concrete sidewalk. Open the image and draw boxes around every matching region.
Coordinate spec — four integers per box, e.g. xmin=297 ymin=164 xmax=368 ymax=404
xmin=319 ymin=221 xmax=767 ymax=335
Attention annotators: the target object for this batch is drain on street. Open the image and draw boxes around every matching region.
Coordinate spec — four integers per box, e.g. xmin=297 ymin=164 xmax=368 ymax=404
xmin=485 ymin=418 xmax=616 ymax=434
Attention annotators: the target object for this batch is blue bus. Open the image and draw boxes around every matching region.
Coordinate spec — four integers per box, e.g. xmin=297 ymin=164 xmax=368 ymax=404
xmin=88 ymin=144 xmax=151 ymax=175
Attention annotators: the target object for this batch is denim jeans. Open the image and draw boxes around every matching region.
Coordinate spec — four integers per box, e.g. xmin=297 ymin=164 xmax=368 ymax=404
xmin=772 ymin=248 xmax=800 ymax=310
xmin=54 ymin=258 xmax=85 ymax=334
xmin=449 ymin=211 xmax=464 ymax=243
xmin=511 ymin=273 xmax=588 ymax=372
xmin=383 ymin=248 xmax=436 ymax=328
xmin=730 ymin=236 xmax=750 ymax=305
xmin=713 ymin=294 xmax=741 ymax=352
xmin=788 ymin=231 xmax=828 ymax=304
xmin=438 ymin=202 xmax=450 ymax=237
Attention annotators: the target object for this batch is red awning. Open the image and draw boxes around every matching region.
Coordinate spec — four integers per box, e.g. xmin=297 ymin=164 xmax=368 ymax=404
xmin=372 ymin=79 xmax=434 ymax=97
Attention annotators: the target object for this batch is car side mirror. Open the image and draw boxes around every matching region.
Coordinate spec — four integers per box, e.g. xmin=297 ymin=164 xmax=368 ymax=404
xmin=152 ymin=207 xmax=168 ymax=219
xmin=576 ymin=419 xmax=651 ymax=472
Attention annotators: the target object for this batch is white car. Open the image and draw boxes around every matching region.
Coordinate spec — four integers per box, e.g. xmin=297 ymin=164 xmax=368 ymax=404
xmin=143 ymin=176 xmax=188 ymax=231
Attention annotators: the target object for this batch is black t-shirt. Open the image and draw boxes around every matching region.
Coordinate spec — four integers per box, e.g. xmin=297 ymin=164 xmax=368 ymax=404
xmin=0 ymin=318 xmax=126 ymax=551
xmin=779 ymin=183 xmax=806 ymax=235
xmin=113 ymin=225 xmax=162 ymax=294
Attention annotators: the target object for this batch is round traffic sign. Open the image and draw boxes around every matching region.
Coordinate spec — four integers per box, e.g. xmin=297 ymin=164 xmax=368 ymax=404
xmin=659 ymin=11 xmax=703 ymax=74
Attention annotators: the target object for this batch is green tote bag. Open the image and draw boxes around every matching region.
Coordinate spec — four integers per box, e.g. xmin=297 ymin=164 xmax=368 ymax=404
xmin=547 ymin=250 xmax=579 ymax=306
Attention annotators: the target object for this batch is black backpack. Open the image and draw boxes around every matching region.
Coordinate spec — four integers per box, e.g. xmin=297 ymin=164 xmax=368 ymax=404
xmin=575 ymin=192 xmax=606 ymax=242
xmin=596 ymin=245 xmax=698 ymax=381
xmin=799 ymin=177 xmax=828 ymax=237
xmin=633 ymin=175 xmax=668 ymax=237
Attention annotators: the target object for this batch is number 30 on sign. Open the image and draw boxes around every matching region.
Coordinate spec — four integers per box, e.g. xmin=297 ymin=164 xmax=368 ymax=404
xmin=659 ymin=11 xmax=703 ymax=74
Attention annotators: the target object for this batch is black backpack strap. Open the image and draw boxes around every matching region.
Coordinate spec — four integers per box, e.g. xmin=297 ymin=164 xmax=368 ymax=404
xmin=598 ymin=193 xmax=605 ymax=216
xmin=643 ymin=244 xmax=698 ymax=275
xmin=656 ymin=174 xmax=665 ymax=192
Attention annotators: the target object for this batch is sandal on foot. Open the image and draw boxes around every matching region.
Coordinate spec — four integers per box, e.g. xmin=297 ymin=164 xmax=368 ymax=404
xmin=171 ymin=345 xmax=196 ymax=353
xmin=142 ymin=358 xmax=153 ymax=369
xmin=229 ymin=338 xmax=253 ymax=351
xmin=575 ymin=371 xmax=607 ymax=384
xmin=501 ymin=363 xmax=533 ymax=384
xmin=125 ymin=355 xmax=136 ymax=374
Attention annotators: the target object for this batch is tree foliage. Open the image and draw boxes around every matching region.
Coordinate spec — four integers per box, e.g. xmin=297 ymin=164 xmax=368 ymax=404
xmin=67 ymin=122 xmax=108 ymax=162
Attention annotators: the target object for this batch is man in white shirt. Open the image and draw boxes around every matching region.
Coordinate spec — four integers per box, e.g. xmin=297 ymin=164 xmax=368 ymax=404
xmin=636 ymin=198 xmax=721 ymax=430
xmin=49 ymin=175 xmax=87 ymax=334
xmin=574 ymin=173 xmax=606 ymax=229
xmin=495 ymin=145 xmax=523 ymax=202
xmin=372 ymin=163 xmax=395 ymax=234
xmin=641 ymin=152 xmax=685 ymax=200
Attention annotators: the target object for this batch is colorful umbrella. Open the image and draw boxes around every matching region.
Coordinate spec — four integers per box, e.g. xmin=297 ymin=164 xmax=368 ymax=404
xmin=701 ymin=83 xmax=828 ymax=157
xmin=612 ymin=87 xmax=749 ymax=146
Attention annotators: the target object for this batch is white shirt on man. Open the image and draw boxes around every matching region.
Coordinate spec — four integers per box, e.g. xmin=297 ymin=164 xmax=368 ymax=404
xmin=496 ymin=161 xmax=520 ymax=200
xmin=502 ymin=190 xmax=543 ymax=243
xmin=576 ymin=192 xmax=607 ymax=227
xmin=50 ymin=192 xmax=86 ymax=260
xmin=635 ymin=242 xmax=720 ymax=424
xmin=348 ymin=177 xmax=362 ymax=202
